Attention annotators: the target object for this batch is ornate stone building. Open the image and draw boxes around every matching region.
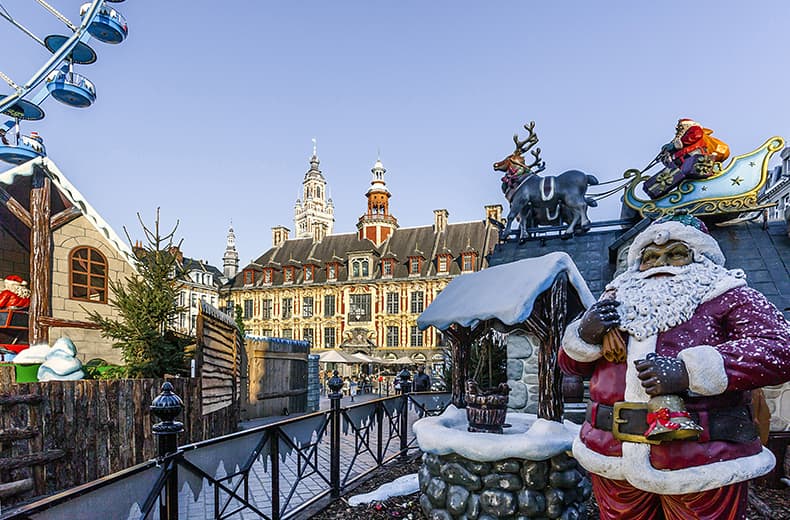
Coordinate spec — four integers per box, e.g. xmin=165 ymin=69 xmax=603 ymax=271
xmin=224 ymin=155 xmax=501 ymax=371
xmin=293 ymin=146 xmax=334 ymax=241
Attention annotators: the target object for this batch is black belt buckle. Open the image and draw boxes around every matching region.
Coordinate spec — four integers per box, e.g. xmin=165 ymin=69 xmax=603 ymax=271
xmin=612 ymin=401 xmax=660 ymax=445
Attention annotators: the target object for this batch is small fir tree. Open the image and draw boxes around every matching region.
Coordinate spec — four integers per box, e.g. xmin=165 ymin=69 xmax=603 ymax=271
xmin=234 ymin=305 xmax=246 ymax=336
xmin=87 ymin=210 xmax=188 ymax=378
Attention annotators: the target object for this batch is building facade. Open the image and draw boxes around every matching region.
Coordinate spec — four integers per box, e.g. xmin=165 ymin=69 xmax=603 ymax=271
xmin=224 ymin=156 xmax=501 ymax=371
xmin=760 ymin=146 xmax=790 ymax=224
xmin=172 ymin=249 xmax=226 ymax=336
xmin=293 ymin=148 xmax=334 ymax=241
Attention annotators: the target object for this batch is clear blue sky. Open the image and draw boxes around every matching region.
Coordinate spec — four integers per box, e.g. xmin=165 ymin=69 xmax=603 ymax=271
xmin=3 ymin=1 xmax=790 ymax=269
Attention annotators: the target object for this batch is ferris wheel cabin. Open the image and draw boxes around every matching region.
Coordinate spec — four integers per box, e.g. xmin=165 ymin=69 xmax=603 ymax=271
xmin=46 ymin=70 xmax=97 ymax=108
xmin=80 ymin=3 xmax=128 ymax=44
xmin=0 ymin=134 xmax=47 ymax=165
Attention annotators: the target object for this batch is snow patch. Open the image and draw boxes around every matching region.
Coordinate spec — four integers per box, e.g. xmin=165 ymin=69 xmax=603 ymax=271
xmin=348 ymin=473 xmax=419 ymax=506
xmin=414 ymin=405 xmax=580 ymax=462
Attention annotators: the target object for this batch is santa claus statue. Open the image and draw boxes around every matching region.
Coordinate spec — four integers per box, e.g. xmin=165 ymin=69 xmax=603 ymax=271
xmin=560 ymin=214 xmax=790 ymax=520
xmin=0 ymin=275 xmax=31 ymax=309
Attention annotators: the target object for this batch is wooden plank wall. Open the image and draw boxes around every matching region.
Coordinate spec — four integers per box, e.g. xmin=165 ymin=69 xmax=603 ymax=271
xmin=0 ymin=365 xmax=237 ymax=505
xmin=196 ymin=302 xmax=241 ymax=416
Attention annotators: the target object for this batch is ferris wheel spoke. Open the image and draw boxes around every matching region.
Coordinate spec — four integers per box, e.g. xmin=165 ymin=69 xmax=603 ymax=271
xmin=34 ymin=0 xmax=77 ymax=32
xmin=0 ymin=71 xmax=20 ymax=91
xmin=0 ymin=5 xmax=46 ymax=47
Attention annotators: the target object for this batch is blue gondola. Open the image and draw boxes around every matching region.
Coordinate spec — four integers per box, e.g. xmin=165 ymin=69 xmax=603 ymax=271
xmin=80 ymin=3 xmax=128 ymax=44
xmin=44 ymin=35 xmax=97 ymax=65
xmin=46 ymin=70 xmax=96 ymax=108
xmin=0 ymin=133 xmax=46 ymax=165
xmin=1 ymin=99 xmax=45 ymax=121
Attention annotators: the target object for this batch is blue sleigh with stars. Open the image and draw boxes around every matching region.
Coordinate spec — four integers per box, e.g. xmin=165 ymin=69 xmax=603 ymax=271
xmin=623 ymin=136 xmax=784 ymax=219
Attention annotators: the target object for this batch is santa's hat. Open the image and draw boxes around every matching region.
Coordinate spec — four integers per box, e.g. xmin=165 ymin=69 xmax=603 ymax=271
xmin=676 ymin=118 xmax=699 ymax=131
xmin=627 ymin=214 xmax=725 ymax=267
xmin=5 ymin=275 xmax=24 ymax=284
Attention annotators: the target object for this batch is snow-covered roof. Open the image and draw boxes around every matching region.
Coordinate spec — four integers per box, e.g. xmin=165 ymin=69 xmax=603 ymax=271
xmin=417 ymin=251 xmax=596 ymax=331
xmin=0 ymin=157 xmax=136 ymax=267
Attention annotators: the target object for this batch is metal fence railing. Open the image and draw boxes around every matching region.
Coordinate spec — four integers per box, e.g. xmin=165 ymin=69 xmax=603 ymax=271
xmin=2 ymin=391 xmax=451 ymax=520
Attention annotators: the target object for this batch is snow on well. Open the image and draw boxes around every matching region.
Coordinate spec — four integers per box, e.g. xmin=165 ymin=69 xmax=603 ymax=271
xmin=414 ymin=406 xmax=581 ymax=462
xmin=348 ymin=473 xmax=419 ymax=506
xmin=416 ymin=252 xmax=595 ymax=331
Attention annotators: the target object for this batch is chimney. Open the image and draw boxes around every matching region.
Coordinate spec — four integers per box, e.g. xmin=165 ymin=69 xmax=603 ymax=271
xmin=272 ymin=226 xmax=290 ymax=248
xmin=485 ymin=204 xmax=503 ymax=224
xmin=433 ymin=209 xmax=449 ymax=233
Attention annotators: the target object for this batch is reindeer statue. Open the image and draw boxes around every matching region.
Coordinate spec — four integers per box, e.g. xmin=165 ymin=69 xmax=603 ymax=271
xmin=493 ymin=121 xmax=599 ymax=241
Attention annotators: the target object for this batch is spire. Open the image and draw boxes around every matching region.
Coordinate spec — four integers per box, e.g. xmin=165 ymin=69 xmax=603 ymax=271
xmin=223 ymin=224 xmax=239 ymax=278
xmin=295 ymin=139 xmax=334 ymax=239
xmin=357 ymin=154 xmax=398 ymax=246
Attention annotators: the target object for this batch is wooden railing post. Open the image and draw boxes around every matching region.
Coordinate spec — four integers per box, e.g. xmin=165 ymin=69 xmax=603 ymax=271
xmin=150 ymin=382 xmax=184 ymax=520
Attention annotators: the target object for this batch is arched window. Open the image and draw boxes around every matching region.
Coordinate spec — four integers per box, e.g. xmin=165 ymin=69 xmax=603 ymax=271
xmin=70 ymin=246 xmax=108 ymax=303
xmin=361 ymin=259 xmax=369 ymax=276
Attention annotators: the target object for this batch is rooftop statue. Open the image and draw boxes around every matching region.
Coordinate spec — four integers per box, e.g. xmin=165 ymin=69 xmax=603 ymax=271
xmin=493 ymin=121 xmax=599 ymax=241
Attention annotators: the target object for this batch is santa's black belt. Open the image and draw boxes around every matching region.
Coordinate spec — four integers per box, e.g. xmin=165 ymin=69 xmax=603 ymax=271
xmin=587 ymin=402 xmax=758 ymax=444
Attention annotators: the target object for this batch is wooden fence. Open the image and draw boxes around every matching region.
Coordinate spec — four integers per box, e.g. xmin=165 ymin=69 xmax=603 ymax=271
xmin=243 ymin=337 xmax=309 ymax=419
xmin=196 ymin=302 xmax=241 ymax=416
xmin=0 ymin=368 xmax=237 ymax=506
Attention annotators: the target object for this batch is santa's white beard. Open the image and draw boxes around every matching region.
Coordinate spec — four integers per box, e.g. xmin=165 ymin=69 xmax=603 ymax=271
xmin=4 ymin=281 xmax=30 ymax=299
xmin=607 ymin=259 xmax=732 ymax=340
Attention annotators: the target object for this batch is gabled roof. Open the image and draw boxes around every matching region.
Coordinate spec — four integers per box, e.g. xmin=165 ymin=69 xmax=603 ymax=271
xmin=0 ymin=157 xmax=135 ymax=268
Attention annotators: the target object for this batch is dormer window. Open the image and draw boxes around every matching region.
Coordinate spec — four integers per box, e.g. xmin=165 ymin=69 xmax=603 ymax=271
xmin=437 ymin=256 xmax=450 ymax=273
xmin=461 ymin=252 xmax=477 ymax=272
xmin=408 ymin=257 xmax=422 ymax=275
xmin=242 ymin=269 xmax=256 ymax=285
xmin=327 ymin=263 xmax=337 ymax=281
xmin=382 ymin=259 xmax=394 ymax=277
xmin=350 ymin=256 xmax=371 ymax=279
xmin=263 ymin=269 xmax=273 ymax=284
xmin=284 ymin=267 xmax=294 ymax=283
xmin=304 ymin=266 xmax=314 ymax=282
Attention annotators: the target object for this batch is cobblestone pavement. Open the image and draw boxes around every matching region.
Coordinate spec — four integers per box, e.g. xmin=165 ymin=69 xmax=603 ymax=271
xmin=178 ymin=397 xmax=425 ymax=520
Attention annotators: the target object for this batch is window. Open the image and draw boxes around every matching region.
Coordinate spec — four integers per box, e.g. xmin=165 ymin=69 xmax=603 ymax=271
xmin=382 ymin=260 xmax=393 ymax=277
xmin=243 ymin=299 xmax=254 ymax=319
xmin=303 ymin=327 xmax=314 ymax=345
xmin=225 ymin=300 xmax=234 ymax=315
xmin=191 ymin=294 xmax=196 ymax=307
xmin=409 ymin=257 xmax=421 ymax=275
xmin=438 ymin=256 xmax=448 ymax=272
xmin=304 ymin=267 xmax=313 ymax=282
xmin=190 ymin=315 xmax=197 ymax=332
xmin=303 ymin=296 xmax=314 ymax=317
xmin=284 ymin=268 xmax=293 ymax=283
xmin=324 ymin=327 xmax=336 ymax=348
xmin=351 ymin=258 xmax=370 ymax=278
xmin=263 ymin=269 xmax=272 ymax=284
xmin=349 ymin=294 xmax=371 ymax=322
xmin=262 ymin=299 xmax=272 ymax=319
xmin=70 ymin=246 xmax=107 ymax=303
xmin=410 ymin=326 xmax=423 ymax=347
xmin=387 ymin=326 xmax=399 ymax=347
xmin=411 ymin=291 xmax=424 ymax=314
xmin=324 ymin=294 xmax=335 ymax=317
xmin=282 ymin=297 xmax=292 ymax=319
xmin=262 ymin=329 xmax=272 ymax=337
xmin=243 ymin=269 xmax=255 ymax=285
xmin=327 ymin=264 xmax=337 ymax=280
xmin=282 ymin=328 xmax=293 ymax=339
xmin=386 ymin=292 xmax=399 ymax=314
xmin=462 ymin=254 xmax=475 ymax=272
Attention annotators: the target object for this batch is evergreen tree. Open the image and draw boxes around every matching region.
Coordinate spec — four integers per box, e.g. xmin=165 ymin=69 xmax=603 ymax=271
xmin=234 ymin=305 xmax=246 ymax=336
xmin=87 ymin=210 xmax=188 ymax=378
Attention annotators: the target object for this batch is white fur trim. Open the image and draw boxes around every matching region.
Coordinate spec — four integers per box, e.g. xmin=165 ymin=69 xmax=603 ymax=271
xmin=573 ymin=436 xmax=776 ymax=494
xmin=627 ymin=221 xmax=725 ymax=268
xmin=677 ymin=346 xmax=728 ymax=396
xmin=624 ymin=335 xmax=656 ymax=402
xmin=561 ymin=320 xmax=602 ymax=362
xmin=699 ymin=271 xmax=746 ymax=304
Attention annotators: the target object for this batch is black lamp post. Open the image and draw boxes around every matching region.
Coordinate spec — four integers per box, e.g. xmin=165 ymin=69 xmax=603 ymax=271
xmin=327 ymin=369 xmax=344 ymax=397
xmin=398 ymin=368 xmax=412 ymax=394
xmin=150 ymin=381 xmax=184 ymax=520
xmin=327 ymin=369 xmax=343 ymax=497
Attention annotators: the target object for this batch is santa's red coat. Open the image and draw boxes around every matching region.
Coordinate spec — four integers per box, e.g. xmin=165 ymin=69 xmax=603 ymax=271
xmin=0 ymin=290 xmax=29 ymax=309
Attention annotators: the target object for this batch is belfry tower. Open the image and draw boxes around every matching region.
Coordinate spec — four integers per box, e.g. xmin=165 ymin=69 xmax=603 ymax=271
xmin=294 ymin=140 xmax=335 ymax=241
xmin=223 ymin=224 xmax=239 ymax=278
xmin=357 ymin=157 xmax=398 ymax=246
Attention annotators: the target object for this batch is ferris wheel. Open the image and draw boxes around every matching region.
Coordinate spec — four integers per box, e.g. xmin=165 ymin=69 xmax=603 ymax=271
xmin=0 ymin=0 xmax=128 ymax=165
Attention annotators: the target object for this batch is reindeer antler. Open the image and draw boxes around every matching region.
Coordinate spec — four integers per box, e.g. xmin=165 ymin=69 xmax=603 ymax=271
xmin=527 ymin=147 xmax=545 ymax=171
xmin=512 ymin=120 xmax=540 ymax=153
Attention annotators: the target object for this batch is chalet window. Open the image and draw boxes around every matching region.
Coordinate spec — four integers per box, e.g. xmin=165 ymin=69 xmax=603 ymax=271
xmin=282 ymin=297 xmax=293 ymax=319
xmin=410 ymin=326 xmax=423 ymax=347
xmin=243 ymin=299 xmax=254 ymax=319
xmin=262 ymin=299 xmax=272 ymax=319
xmin=437 ymin=256 xmax=448 ymax=272
xmin=303 ymin=296 xmax=314 ymax=317
xmin=284 ymin=268 xmax=294 ymax=283
xmin=349 ymin=294 xmax=371 ymax=322
xmin=324 ymin=294 xmax=335 ymax=317
xmin=409 ymin=257 xmax=421 ymax=275
xmin=386 ymin=292 xmax=399 ymax=314
xmin=387 ymin=326 xmax=399 ymax=347
xmin=263 ymin=270 xmax=272 ymax=284
xmin=282 ymin=328 xmax=293 ymax=339
xmin=324 ymin=327 xmax=336 ymax=348
xmin=411 ymin=291 xmax=424 ymax=314
xmin=382 ymin=260 xmax=393 ymax=277
xmin=243 ymin=270 xmax=255 ymax=285
xmin=327 ymin=264 xmax=337 ymax=280
xmin=304 ymin=266 xmax=313 ymax=282
xmin=303 ymin=327 xmax=314 ymax=345
xmin=70 ymin=246 xmax=108 ymax=303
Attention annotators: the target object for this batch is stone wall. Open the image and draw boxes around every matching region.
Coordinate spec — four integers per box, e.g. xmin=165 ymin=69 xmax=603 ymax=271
xmin=506 ymin=332 xmax=539 ymax=414
xmin=0 ymin=226 xmax=29 ymax=279
xmin=47 ymin=216 xmax=134 ymax=364
xmin=418 ymin=452 xmax=591 ymax=519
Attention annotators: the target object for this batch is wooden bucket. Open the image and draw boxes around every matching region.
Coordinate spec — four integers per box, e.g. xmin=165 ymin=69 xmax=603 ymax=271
xmin=465 ymin=380 xmax=510 ymax=434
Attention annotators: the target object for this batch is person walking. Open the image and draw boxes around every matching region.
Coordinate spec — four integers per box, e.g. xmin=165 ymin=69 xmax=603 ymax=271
xmin=413 ymin=366 xmax=431 ymax=392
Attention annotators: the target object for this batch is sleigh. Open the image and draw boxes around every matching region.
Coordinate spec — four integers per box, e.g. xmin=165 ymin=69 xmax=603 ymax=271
xmin=623 ymin=137 xmax=784 ymax=219
xmin=0 ymin=308 xmax=30 ymax=356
